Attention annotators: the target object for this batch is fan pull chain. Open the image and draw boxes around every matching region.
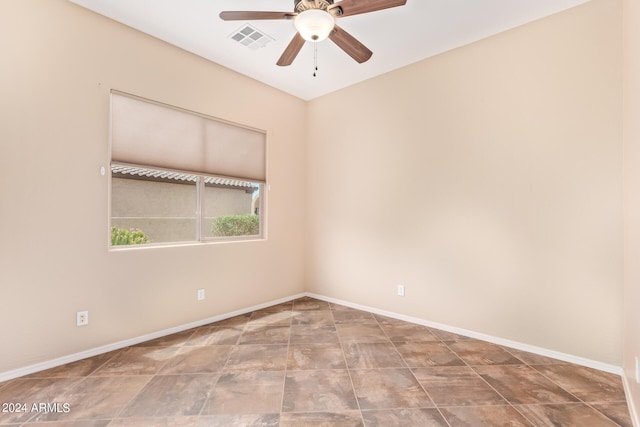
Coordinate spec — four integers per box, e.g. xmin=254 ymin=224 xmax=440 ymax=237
xmin=313 ymin=43 xmax=318 ymax=77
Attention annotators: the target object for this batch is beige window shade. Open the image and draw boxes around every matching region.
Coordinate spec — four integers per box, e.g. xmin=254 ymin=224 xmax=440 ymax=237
xmin=111 ymin=91 xmax=266 ymax=182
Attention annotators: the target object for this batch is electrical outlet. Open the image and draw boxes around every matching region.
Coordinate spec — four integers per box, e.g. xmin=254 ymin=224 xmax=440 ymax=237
xmin=76 ymin=311 xmax=89 ymax=326
xmin=197 ymin=289 xmax=205 ymax=301
xmin=397 ymin=285 xmax=405 ymax=297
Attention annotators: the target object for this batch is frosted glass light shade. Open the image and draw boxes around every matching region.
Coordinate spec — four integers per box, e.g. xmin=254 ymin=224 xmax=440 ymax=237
xmin=294 ymin=9 xmax=335 ymax=42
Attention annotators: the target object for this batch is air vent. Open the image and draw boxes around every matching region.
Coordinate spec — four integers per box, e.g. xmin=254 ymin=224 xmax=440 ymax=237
xmin=229 ymin=24 xmax=274 ymax=50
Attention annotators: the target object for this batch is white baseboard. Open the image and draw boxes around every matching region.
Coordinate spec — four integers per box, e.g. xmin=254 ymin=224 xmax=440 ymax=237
xmin=305 ymin=292 xmax=623 ymax=376
xmin=0 ymin=293 xmax=306 ymax=383
xmin=622 ymin=376 xmax=640 ymax=427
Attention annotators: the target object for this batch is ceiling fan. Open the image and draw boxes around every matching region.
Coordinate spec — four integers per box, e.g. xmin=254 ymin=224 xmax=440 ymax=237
xmin=219 ymin=0 xmax=407 ymax=66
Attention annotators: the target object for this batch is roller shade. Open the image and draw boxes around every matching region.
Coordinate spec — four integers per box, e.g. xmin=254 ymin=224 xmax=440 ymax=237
xmin=111 ymin=91 xmax=266 ymax=182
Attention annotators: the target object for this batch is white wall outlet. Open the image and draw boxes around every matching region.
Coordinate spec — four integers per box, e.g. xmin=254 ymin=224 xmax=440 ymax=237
xmin=76 ymin=311 xmax=89 ymax=326
xmin=197 ymin=289 xmax=205 ymax=301
xmin=397 ymin=285 xmax=405 ymax=297
xmin=636 ymin=356 xmax=640 ymax=384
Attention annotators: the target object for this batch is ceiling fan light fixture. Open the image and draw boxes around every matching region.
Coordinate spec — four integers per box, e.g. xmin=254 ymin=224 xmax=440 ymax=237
xmin=294 ymin=9 xmax=335 ymax=42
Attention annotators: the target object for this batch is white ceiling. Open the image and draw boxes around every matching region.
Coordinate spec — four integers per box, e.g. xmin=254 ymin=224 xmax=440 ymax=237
xmin=69 ymin=0 xmax=589 ymax=100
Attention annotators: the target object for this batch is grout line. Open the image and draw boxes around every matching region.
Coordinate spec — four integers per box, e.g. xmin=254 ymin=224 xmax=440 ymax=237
xmin=330 ymin=304 xmax=367 ymax=426
xmin=278 ymin=301 xmax=294 ymax=421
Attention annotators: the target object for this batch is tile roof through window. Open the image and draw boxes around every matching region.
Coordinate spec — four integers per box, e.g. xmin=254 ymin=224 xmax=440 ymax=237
xmin=111 ymin=165 xmax=256 ymax=189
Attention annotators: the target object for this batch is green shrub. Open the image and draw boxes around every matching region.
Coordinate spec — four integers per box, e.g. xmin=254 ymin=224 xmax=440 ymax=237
xmin=111 ymin=227 xmax=150 ymax=246
xmin=211 ymin=214 xmax=259 ymax=237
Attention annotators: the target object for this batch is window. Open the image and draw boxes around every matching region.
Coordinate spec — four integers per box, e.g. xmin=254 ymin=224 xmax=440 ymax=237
xmin=109 ymin=92 xmax=265 ymax=247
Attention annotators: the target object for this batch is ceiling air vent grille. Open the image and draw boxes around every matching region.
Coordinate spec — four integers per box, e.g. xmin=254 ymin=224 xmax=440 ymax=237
xmin=229 ymin=24 xmax=274 ymax=50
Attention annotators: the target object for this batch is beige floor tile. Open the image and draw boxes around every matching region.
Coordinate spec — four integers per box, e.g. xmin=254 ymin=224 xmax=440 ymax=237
xmin=224 ymin=344 xmax=288 ymax=371
xmin=21 ymin=421 xmax=111 ymax=427
xmin=361 ymin=408 xmax=449 ymax=426
xmin=291 ymin=309 xmax=334 ymax=326
xmin=258 ymin=301 xmax=294 ymax=312
xmin=91 ymin=346 xmax=177 ymax=376
xmin=372 ymin=314 xmax=408 ymax=325
xmin=119 ymin=374 xmax=217 ymax=418
xmin=395 ymin=341 xmax=465 ymax=367
xmin=133 ymin=329 xmax=196 ymax=347
xmin=209 ymin=313 xmax=252 ymax=328
xmin=331 ymin=308 xmax=376 ymax=324
xmin=440 ymin=405 xmax=532 ymax=426
xmin=447 ymin=340 xmax=525 ymax=366
xmin=293 ymin=297 xmax=331 ymax=311
xmin=515 ymin=403 xmax=620 ymax=426
xmin=158 ymin=345 xmax=233 ymax=374
xmin=380 ymin=323 xmax=440 ymax=342
xmin=185 ymin=326 xmax=242 ymax=346
xmin=238 ymin=325 xmax=290 ymax=345
xmin=591 ymin=401 xmax=635 ymax=427
xmin=289 ymin=324 xmax=340 ymax=344
xmin=287 ymin=343 xmax=347 ymax=370
xmin=474 ymin=365 xmax=579 ymax=404
xmin=336 ymin=323 xmax=389 ymax=343
xmin=343 ymin=342 xmax=406 ymax=369
xmin=23 ymin=352 xmax=119 ymax=379
xmin=350 ymin=368 xmax=434 ymax=410
xmin=505 ymin=348 xmax=570 ymax=365
xmin=280 ymin=411 xmax=363 ymax=427
xmin=108 ymin=416 xmax=200 ymax=426
xmin=531 ymin=364 xmax=627 ymax=403
xmin=282 ymin=370 xmax=358 ymax=412
xmin=196 ymin=414 xmax=279 ymax=426
xmin=201 ymin=371 xmax=284 ymax=415
xmin=427 ymin=328 xmax=475 ymax=341
xmin=413 ymin=366 xmax=507 ymax=406
xmin=248 ymin=309 xmax=294 ymax=326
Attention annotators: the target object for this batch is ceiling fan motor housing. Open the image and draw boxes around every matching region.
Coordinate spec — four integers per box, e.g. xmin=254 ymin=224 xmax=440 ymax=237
xmin=294 ymin=0 xmax=334 ymax=13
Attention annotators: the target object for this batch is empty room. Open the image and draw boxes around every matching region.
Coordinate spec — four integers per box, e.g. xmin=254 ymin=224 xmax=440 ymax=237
xmin=1 ymin=0 xmax=639 ymax=425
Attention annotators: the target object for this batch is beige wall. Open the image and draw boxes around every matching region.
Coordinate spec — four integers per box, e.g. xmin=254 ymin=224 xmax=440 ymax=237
xmin=306 ymin=0 xmax=623 ymax=366
xmin=623 ymin=0 xmax=640 ymax=420
xmin=0 ymin=0 xmax=306 ymax=373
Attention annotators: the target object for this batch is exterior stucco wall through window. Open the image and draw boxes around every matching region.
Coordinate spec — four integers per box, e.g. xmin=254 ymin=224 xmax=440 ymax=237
xmin=111 ymin=177 xmax=254 ymax=243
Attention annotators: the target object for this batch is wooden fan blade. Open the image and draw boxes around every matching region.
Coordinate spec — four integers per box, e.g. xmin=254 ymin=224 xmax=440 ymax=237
xmin=328 ymin=0 xmax=406 ymax=18
xmin=277 ymin=33 xmax=306 ymax=66
xmin=328 ymin=24 xmax=372 ymax=63
xmin=219 ymin=11 xmax=296 ymax=21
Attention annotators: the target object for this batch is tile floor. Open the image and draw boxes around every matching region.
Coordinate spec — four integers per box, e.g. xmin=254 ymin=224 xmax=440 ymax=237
xmin=0 ymin=297 xmax=633 ymax=426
